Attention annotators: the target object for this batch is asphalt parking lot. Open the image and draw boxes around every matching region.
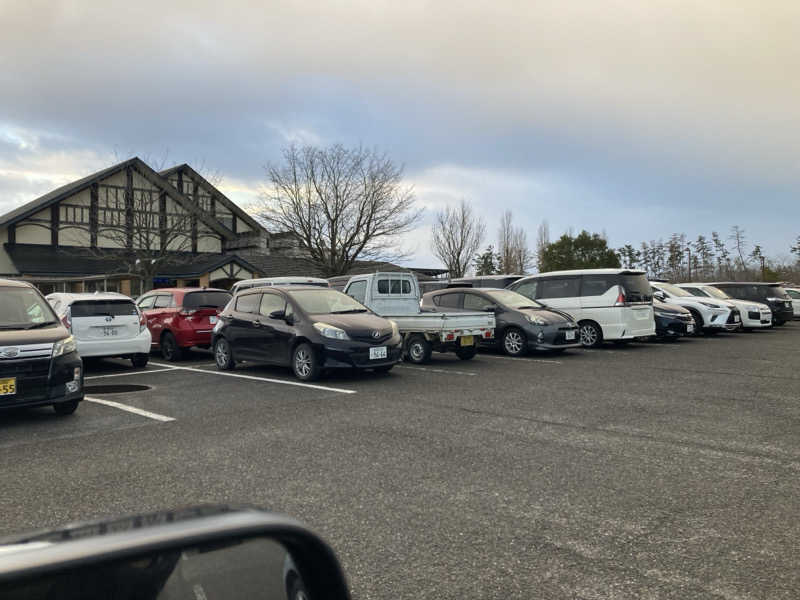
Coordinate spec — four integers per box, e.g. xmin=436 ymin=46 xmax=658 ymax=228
xmin=1 ymin=324 xmax=798 ymax=599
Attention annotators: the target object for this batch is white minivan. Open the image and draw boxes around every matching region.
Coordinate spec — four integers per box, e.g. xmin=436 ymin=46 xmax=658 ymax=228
xmin=506 ymin=269 xmax=655 ymax=347
xmin=46 ymin=292 xmax=152 ymax=368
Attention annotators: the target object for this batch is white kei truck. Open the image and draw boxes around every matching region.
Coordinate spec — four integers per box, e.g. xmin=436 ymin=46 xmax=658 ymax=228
xmin=342 ymin=272 xmax=495 ymax=363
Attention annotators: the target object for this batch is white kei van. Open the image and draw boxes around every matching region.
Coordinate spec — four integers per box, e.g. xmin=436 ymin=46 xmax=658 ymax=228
xmin=231 ymin=277 xmax=329 ymax=295
xmin=506 ymin=269 xmax=655 ymax=347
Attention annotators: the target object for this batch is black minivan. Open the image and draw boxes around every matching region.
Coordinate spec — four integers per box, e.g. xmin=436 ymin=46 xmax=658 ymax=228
xmin=212 ymin=286 xmax=403 ymax=381
xmin=0 ymin=279 xmax=83 ymax=414
xmin=709 ymin=282 xmax=794 ymax=326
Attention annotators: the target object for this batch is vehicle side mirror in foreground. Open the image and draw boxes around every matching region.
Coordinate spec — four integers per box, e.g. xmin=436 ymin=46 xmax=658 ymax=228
xmin=269 ymin=310 xmax=286 ymax=320
xmin=0 ymin=506 xmax=350 ymax=600
xmin=653 ymin=291 xmax=666 ymax=301
xmin=484 ymin=304 xmax=498 ymax=312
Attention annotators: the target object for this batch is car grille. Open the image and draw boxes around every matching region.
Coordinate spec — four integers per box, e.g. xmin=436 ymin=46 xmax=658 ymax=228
xmin=350 ymin=329 xmax=393 ymax=343
xmin=726 ymin=310 xmax=740 ymax=324
xmin=0 ymin=357 xmax=52 ymax=405
xmin=748 ymin=311 xmax=760 ymax=320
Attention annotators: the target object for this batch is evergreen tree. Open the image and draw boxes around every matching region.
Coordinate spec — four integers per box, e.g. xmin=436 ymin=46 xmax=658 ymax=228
xmin=473 ymin=245 xmax=498 ymax=275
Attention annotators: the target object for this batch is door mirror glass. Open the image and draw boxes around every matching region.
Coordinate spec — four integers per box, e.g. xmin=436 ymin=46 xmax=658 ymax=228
xmin=268 ymin=309 xmax=285 ymax=320
xmin=653 ymin=290 xmax=667 ymax=301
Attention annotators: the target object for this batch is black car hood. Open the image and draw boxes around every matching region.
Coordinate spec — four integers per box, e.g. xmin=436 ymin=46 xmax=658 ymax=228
xmin=653 ymin=302 xmax=691 ymax=315
xmin=310 ymin=312 xmax=393 ymax=335
xmin=0 ymin=324 xmax=70 ymax=346
xmin=518 ymin=308 xmax=574 ymax=325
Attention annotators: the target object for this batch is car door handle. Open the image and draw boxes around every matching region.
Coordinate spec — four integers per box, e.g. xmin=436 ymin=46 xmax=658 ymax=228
xmin=253 ymin=320 xmax=262 ymax=327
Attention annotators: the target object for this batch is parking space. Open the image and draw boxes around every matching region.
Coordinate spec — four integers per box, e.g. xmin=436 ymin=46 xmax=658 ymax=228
xmin=0 ymin=322 xmax=798 ymax=598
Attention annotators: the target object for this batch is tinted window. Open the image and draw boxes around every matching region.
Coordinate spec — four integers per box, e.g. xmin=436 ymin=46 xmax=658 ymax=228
xmin=619 ymin=273 xmax=652 ymax=302
xmin=235 ymin=293 xmax=260 ymax=314
xmin=0 ymin=287 xmax=58 ymax=327
xmin=137 ymin=295 xmax=156 ymax=309
xmin=786 ymin=289 xmax=800 ymax=299
xmin=71 ymin=300 xmax=137 ymax=317
xmin=681 ymin=287 xmax=706 ymax=297
xmin=580 ymin=275 xmax=618 ymax=297
xmin=154 ymin=295 xmax=172 ymax=308
xmin=437 ymin=293 xmax=462 ymax=308
xmin=538 ymin=278 xmax=580 ymax=299
xmin=377 ymin=279 xmax=412 ymax=294
xmin=288 ymin=289 xmax=367 ymax=314
xmin=464 ymin=293 xmax=493 ymax=310
xmin=183 ymin=291 xmax=231 ymax=309
xmin=346 ymin=280 xmax=367 ymax=303
xmin=259 ymin=293 xmax=286 ymax=316
xmin=513 ymin=280 xmax=537 ymax=299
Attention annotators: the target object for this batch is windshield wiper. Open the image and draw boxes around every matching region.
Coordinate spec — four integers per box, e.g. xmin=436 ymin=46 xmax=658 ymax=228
xmin=330 ymin=308 xmax=368 ymax=314
xmin=516 ymin=305 xmax=540 ymax=310
xmin=24 ymin=321 xmax=59 ymax=329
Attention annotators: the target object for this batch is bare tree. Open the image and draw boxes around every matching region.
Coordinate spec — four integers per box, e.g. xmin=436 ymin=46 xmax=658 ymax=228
xmin=535 ymin=220 xmax=550 ymax=271
xmin=256 ymin=144 xmax=422 ymax=277
xmin=729 ymin=225 xmax=749 ymax=272
xmin=497 ymin=210 xmax=534 ymax=274
xmin=431 ymin=200 xmax=485 ymax=278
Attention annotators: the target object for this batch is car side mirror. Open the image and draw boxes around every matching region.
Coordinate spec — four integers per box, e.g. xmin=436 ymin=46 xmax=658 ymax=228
xmin=0 ymin=507 xmax=350 ymax=600
xmin=653 ymin=291 xmax=666 ymax=301
xmin=268 ymin=310 xmax=285 ymax=320
xmin=484 ymin=304 xmax=498 ymax=312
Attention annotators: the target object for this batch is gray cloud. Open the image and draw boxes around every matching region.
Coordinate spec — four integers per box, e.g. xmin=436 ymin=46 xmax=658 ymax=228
xmin=1 ymin=0 xmax=799 ymax=261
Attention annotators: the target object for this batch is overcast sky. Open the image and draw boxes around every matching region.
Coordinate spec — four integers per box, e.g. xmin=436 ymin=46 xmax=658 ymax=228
xmin=1 ymin=1 xmax=799 ymax=266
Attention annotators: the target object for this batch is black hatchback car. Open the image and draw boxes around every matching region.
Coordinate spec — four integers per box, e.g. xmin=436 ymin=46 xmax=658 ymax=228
xmin=212 ymin=286 xmax=403 ymax=381
xmin=709 ymin=282 xmax=794 ymax=325
xmin=653 ymin=298 xmax=695 ymax=340
xmin=421 ymin=287 xmax=581 ymax=356
xmin=0 ymin=279 xmax=83 ymax=414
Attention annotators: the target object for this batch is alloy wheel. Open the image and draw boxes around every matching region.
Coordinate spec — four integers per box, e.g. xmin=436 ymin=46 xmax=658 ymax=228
xmin=295 ymin=348 xmax=312 ymax=378
xmin=580 ymin=324 xmax=598 ymax=347
xmin=504 ymin=330 xmax=524 ymax=355
xmin=215 ymin=340 xmax=229 ymax=368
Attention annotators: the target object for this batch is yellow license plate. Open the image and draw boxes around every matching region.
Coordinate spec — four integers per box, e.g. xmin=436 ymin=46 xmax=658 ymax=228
xmin=460 ymin=335 xmax=474 ymax=347
xmin=0 ymin=377 xmax=16 ymax=396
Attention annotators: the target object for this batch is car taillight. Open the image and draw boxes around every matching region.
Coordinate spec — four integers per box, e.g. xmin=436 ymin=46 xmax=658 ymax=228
xmin=61 ymin=308 xmax=72 ymax=332
xmin=614 ymin=289 xmax=627 ymax=307
xmin=138 ymin=310 xmax=147 ymax=333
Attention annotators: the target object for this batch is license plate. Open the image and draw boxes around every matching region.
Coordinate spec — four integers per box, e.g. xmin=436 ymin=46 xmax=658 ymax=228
xmin=565 ymin=330 xmax=576 ymax=341
xmin=0 ymin=377 xmax=16 ymax=396
xmin=209 ymin=316 xmax=218 ymax=324
xmin=103 ymin=327 xmax=118 ymax=336
xmin=460 ymin=335 xmax=474 ymax=347
xmin=369 ymin=346 xmax=387 ymax=360
xmin=687 ymin=323 xmax=694 ymax=333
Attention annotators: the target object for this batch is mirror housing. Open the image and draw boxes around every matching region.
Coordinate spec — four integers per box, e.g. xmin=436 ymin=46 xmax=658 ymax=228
xmin=0 ymin=506 xmax=350 ymax=600
xmin=268 ymin=309 xmax=285 ymax=320
xmin=483 ymin=304 xmax=498 ymax=312
xmin=653 ymin=290 xmax=667 ymax=301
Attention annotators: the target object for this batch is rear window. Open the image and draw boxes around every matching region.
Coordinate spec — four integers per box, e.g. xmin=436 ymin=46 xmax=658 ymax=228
xmin=71 ymin=300 xmax=137 ymax=318
xmin=235 ymin=294 xmax=260 ymax=313
xmin=619 ymin=273 xmax=652 ymax=302
xmin=183 ymin=291 xmax=232 ymax=309
xmin=377 ymin=279 xmax=412 ymax=294
xmin=436 ymin=293 xmax=462 ymax=308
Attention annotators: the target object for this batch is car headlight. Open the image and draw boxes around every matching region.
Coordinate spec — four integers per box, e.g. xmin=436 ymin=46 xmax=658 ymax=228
xmin=313 ymin=322 xmax=350 ymax=340
xmin=388 ymin=320 xmax=399 ymax=337
xmin=526 ymin=315 xmax=547 ymax=326
xmin=748 ymin=305 xmax=760 ymax=312
xmin=52 ymin=335 xmax=77 ymax=357
xmin=698 ymin=302 xmax=720 ymax=309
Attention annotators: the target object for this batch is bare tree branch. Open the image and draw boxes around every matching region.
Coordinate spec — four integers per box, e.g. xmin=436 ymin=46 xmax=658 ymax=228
xmin=431 ymin=199 xmax=485 ymax=278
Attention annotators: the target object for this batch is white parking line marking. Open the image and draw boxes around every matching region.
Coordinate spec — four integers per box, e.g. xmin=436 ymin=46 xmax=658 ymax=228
xmin=397 ymin=365 xmax=477 ymax=376
xmin=149 ymin=362 xmax=356 ymax=394
xmin=85 ymin=397 xmax=175 ymax=422
xmin=85 ymin=367 xmax=176 ymax=380
xmin=480 ymin=355 xmax=563 ymax=365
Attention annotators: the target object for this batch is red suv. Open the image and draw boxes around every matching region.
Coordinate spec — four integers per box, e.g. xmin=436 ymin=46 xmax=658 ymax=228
xmin=136 ymin=288 xmax=232 ymax=361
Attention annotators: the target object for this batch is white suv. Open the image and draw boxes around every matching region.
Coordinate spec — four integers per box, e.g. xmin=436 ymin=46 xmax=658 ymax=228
xmin=785 ymin=287 xmax=800 ymax=319
xmin=676 ymin=283 xmax=771 ymax=329
xmin=650 ymin=282 xmax=739 ymax=334
xmin=46 ymin=293 xmax=152 ymax=368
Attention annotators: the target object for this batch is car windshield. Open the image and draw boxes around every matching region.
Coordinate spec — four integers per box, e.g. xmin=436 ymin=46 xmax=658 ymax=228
xmin=0 ymin=287 xmax=58 ymax=329
xmin=655 ymin=283 xmax=693 ymax=297
xmin=289 ymin=289 xmax=368 ymax=314
xmin=702 ymin=286 xmax=731 ymax=300
xmin=484 ymin=289 xmax=543 ymax=309
xmin=183 ymin=291 xmax=232 ymax=309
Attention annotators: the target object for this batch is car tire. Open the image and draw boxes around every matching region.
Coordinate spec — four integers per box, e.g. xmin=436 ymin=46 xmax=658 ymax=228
xmin=687 ymin=310 xmax=704 ymax=336
xmin=160 ymin=332 xmax=184 ymax=362
xmin=53 ymin=399 xmax=79 ymax=416
xmin=455 ymin=345 xmax=477 ymax=360
xmin=214 ymin=338 xmax=235 ymax=371
xmin=578 ymin=321 xmax=602 ymax=348
xmin=774 ymin=320 xmax=785 ymax=326
xmin=131 ymin=353 xmax=149 ymax=368
xmin=501 ymin=327 xmax=527 ymax=356
xmin=405 ymin=334 xmax=432 ymax=364
xmin=292 ymin=343 xmax=321 ymax=381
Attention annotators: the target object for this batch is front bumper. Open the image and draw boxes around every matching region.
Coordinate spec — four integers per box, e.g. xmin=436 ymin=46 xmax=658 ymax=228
xmin=768 ymin=305 xmax=794 ymax=323
xmin=0 ymin=351 xmax=84 ymax=410
xmin=742 ymin=309 xmax=772 ymax=328
xmin=526 ymin=323 xmax=582 ymax=350
xmin=77 ymin=329 xmax=151 ymax=358
xmin=319 ymin=335 xmax=404 ymax=370
xmin=655 ymin=314 xmax=694 ymax=338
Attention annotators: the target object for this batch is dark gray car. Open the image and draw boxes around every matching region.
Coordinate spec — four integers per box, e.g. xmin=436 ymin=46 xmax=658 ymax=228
xmin=421 ymin=287 xmax=581 ymax=356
